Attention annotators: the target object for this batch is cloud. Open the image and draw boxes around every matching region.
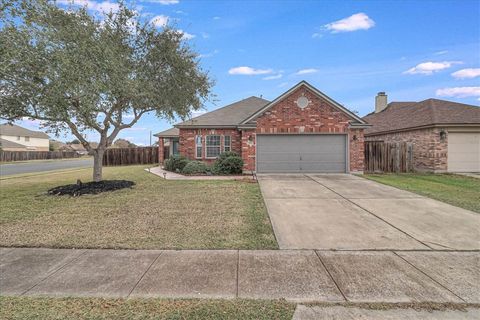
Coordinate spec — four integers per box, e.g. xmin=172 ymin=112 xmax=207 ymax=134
xmin=150 ymin=15 xmax=169 ymax=28
xmin=434 ymin=50 xmax=448 ymax=55
xmin=451 ymin=68 xmax=480 ymax=79
xmin=278 ymin=82 xmax=289 ymax=88
xmin=311 ymin=33 xmax=323 ymax=39
xmin=213 ymin=16 xmax=220 ymax=20
xmin=201 ymin=32 xmax=210 ymax=39
xmin=403 ymin=61 xmax=462 ymax=75
xmin=57 ymin=0 xmax=120 ymax=13
xmin=324 ymin=13 xmax=375 ymax=33
xmin=145 ymin=0 xmax=179 ymax=4
xmin=198 ymin=49 xmax=219 ymax=58
xmin=263 ymin=74 xmax=283 ymax=80
xmin=436 ymin=87 xmax=480 ymax=98
xmin=295 ymin=68 xmax=319 ymax=75
xmin=177 ymin=29 xmax=195 ymax=40
xmin=228 ymin=66 xmax=273 ymax=75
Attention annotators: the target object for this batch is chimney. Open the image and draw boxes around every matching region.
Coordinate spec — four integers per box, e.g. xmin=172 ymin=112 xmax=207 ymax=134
xmin=375 ymin=92 xmax=388 ymax=113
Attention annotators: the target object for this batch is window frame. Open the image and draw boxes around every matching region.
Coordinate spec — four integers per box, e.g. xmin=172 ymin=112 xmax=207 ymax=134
xmin=205 ymin=135 xmax=221 ymax=159
xmin=25 ymin=136 xmax=30 ymax=142
xmin=195 ymin=135 xmax=203 ymax=159
xmin=223 ymin=135 xmax=231 ymax=152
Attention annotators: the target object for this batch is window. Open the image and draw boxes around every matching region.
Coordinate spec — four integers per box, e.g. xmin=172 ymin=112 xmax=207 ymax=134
xmin=16 ymin=136 xmax=20 ymax=141
xmin=223 ymin=135 xmax=231 ymax=152
xmin=195 ymin=135 xmax=202 ymax=158
xmin=206 ymin=135 xmax=221 ymax=158
xmin=25 ymin=136 xmax=30 ymax=142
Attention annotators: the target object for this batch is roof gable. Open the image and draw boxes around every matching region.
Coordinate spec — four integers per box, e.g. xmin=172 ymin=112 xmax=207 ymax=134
xmin=241 ymin=81 xmax=367 ymax=125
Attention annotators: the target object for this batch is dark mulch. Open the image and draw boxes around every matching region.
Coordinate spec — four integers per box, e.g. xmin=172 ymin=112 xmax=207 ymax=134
xmin=48 ymin=180 xmax=135 ymax=196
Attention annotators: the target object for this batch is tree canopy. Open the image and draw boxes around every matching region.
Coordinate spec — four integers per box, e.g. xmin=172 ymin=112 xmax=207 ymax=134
xmin=0 ymin=0 xmax=212 ymax=181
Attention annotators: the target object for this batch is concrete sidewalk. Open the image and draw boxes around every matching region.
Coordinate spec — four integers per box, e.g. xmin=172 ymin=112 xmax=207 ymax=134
xmin=1 ymin=248 xmax=478 ymax=303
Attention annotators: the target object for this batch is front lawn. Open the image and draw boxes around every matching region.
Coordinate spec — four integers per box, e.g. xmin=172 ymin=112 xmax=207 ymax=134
xmin=363 ymin=173 xmax=480 ymax=213
xmin=0 ymin=166 xmax=277 ymax=249
xmin=0 ymin=297 xmax=295 ymax=320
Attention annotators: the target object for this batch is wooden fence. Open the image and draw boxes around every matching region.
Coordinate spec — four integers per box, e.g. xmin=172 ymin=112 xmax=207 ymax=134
xmin=0 ymin=150 xmax=80 ymax=162
xmin=364 ymin=141 xmax=413 ymax=173
xmin=102 ymin=147 xmax=159 ymax=166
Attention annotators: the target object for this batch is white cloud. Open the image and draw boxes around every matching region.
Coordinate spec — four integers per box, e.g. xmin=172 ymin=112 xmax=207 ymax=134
xmin=436 ymin=87 xmax=480 ymax=98
xmin=146 ymin=0 xmax=179 ymax=4
xmin=263 ymin=74 xmax=283 ymax=80
xmin=201 ymin=32 xmax=210 ymax=39
xmin=198 ymin=49 xmax=219 ymax=58
xmin=150 ymin=15 xmax=169 ymax=28
xmin=311 ymin=32 xmax=323 ymax=39
xmin=324 ymin=13 xmax=375 ymax=33
xmin=213 ymin=16 xmax=221 ymax=20
xmin=278 ymin=82 xmax=289 ymax=88
xmin=451 ymin=68 xmax=480 ymax=79
xmin=404 ymin=61 xmax=462 ymax=75
xmin=177 ymin=29 xmax=195 ymax=40
xmin=295 ymin=68 xmax=319 ymax=75
xmin=228 ymin=66 xmax=273 ymax=75
xmin=434 ymin=50 xmax=448 ymax=55
xmin=57 ymin=0 xmax=120 ymax=13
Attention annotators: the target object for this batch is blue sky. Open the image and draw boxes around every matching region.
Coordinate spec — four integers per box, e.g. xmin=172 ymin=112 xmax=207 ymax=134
xmin=14 ymin=0 xmax=480 ymax=145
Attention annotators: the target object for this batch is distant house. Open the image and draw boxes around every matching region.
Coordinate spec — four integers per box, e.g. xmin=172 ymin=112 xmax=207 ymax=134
xmin=363 ymin=93 xmax=480 ymax=173
xmin=0 ymin=123 xmax=50 ymax=151
xmin=59 ymin=143 xmax=89 ymax=155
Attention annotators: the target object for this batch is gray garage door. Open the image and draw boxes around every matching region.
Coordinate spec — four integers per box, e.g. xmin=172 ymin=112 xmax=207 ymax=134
xmin=256 ymin=134 xmax=347 ymax=173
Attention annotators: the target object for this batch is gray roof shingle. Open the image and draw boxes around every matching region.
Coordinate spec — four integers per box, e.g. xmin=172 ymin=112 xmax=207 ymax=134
xmin=0 ymin=138 xmax=28 ymax=149
xmin=363 ymin=98 xmax=480 ymax=135
xmin=175 ymin=96 xmax=270 ymax=127
xmin=154 ymin=127 xmax=179 ymax=137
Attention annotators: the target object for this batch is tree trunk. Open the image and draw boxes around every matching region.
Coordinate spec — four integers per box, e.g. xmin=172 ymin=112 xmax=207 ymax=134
xmin=93 ymin=149 xmax=105 ymax=182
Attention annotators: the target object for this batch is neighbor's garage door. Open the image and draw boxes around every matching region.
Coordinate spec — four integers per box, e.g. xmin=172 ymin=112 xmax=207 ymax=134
xmin=256 ymin=134 xmax=347 ymax=173
xmin=448 ymin=132 xmax=480 ymax=172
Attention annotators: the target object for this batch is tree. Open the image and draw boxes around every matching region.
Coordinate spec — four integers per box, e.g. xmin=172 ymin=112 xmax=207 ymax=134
xmin=113 ymin=138 xmax=136 ymax=148
xmin=0 ymin=0 xmax=212 ymax=181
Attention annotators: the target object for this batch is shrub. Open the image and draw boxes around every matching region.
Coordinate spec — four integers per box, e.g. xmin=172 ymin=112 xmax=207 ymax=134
xmin=182 ymin=161 xmax=208 ymax=175
xmin=212 ymin=152 xmax=244 ymax=175
xmin=164 ymin=155 xmax=189 ymax=172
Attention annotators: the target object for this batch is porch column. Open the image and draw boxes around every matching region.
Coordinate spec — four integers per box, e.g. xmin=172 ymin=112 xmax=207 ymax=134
xmin=158 ymin=137 xmax=164 ymax=165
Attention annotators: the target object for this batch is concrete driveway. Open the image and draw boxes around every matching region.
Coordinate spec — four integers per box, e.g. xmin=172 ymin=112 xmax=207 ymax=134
xmin=258 ymin=174 xmax=480 ymax=250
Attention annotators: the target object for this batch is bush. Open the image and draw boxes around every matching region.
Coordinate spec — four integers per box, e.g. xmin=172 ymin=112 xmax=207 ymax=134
xmin=182 ymin=161 xmax=208 ymax=175
xmin=212 ymin=152 xmax=244 ymax=175
xmin=164 ymin=155 xmax=189 ymax=172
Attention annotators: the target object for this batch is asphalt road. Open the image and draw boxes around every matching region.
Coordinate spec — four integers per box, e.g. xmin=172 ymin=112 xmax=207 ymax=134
xmin=0 ymin=158 xmax=93 ymax=177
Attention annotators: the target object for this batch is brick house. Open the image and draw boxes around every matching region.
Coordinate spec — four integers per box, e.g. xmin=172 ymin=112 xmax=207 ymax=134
xmin=155 ymin=81 xmax=370 ymax=173
xmin=363 ymin=93 xmax=480 ymax=173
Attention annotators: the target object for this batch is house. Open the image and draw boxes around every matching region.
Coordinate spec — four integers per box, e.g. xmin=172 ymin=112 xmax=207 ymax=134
xmin=155 ymin=81 xmax=369 ymax=173
xmin=0 ymin=123 xmax=50 ymax=151
xmin=363 ymin=93 xmax=480 ymax=173
xmin=58 ymin=143 xmax=89 ymax=155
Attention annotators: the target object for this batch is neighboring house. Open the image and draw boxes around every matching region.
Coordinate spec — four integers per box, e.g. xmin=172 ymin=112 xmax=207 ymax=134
xmin=155 ymin=81 xmax=369 ymax=173
xmin=0 ymin=123 xmax=50 ymax=151
xmin=59 ymin=143 xmax=89 ymax=155
xmin=363 ymin=93 xmax=480 ymax=173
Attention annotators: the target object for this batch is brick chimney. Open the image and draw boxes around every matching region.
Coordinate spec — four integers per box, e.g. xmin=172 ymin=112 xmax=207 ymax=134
xmin=375 ymin=92 xmax=388 ymax=113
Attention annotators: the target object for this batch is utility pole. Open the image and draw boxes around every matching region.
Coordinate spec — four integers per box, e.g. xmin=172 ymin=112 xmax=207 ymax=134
xmin=149 ymin=130 xmax=152 ymax=146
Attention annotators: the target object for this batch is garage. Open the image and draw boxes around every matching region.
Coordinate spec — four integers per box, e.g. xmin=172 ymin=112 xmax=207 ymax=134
xmin=448 ymin=132 xmax=480 ymax=172
xmin=256 ymin=134 xmax=347 ymax=173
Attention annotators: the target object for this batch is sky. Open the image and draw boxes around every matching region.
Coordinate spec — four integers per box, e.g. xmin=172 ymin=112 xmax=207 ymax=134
xmin=11 ymin=0 xmax=480 ymax=145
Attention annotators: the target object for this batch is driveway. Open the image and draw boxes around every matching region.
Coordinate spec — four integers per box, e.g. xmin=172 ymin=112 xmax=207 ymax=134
xmin=0 ymin=158 xmax=92 ymax=176
xmin=258 ymin=174 xmax=480 ymax=250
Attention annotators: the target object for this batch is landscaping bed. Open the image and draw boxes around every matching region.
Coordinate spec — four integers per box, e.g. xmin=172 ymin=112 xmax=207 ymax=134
xmin=164 ymin=152 xmax=244 ymax=176
xmin=0 ymin=166 xmax=277 ymax=249
xmin=363 ymin=173 xmax=480 ymax=213
xmin=48 ymin=180 xmax=135 ymax=196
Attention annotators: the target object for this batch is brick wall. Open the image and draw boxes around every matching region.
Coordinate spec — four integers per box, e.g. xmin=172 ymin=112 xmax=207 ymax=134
xmin=253 ymin=86 xmax=365 ymax=172
xmin=365 ymin=127 xmax=447 ymax=172
xmin=241 ymin=129 xmax=256 ymax=172
xmin=179 ymin=128 xmax=242 ymax=162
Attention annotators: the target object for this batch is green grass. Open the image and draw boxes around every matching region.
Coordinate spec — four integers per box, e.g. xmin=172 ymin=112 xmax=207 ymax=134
xmin=363 ymin=173 xmax=480 ymax=213
xmin=0 ymin=297 xmax=295 ymax=320
xmin=0 ymin=166 xmax=277 ymax=249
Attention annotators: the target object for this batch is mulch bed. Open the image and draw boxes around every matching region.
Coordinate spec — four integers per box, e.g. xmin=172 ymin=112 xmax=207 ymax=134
xmin=48 ymin=180 xmax=135 ymax=196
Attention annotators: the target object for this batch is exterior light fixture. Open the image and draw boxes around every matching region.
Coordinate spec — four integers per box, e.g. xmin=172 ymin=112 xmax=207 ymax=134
xmin=440 ymin=130 xmax=447 ymax=141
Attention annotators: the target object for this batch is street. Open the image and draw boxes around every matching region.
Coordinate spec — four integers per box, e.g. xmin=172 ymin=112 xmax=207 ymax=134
xmin=0 ymin=158 xmax=93 ymax=176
